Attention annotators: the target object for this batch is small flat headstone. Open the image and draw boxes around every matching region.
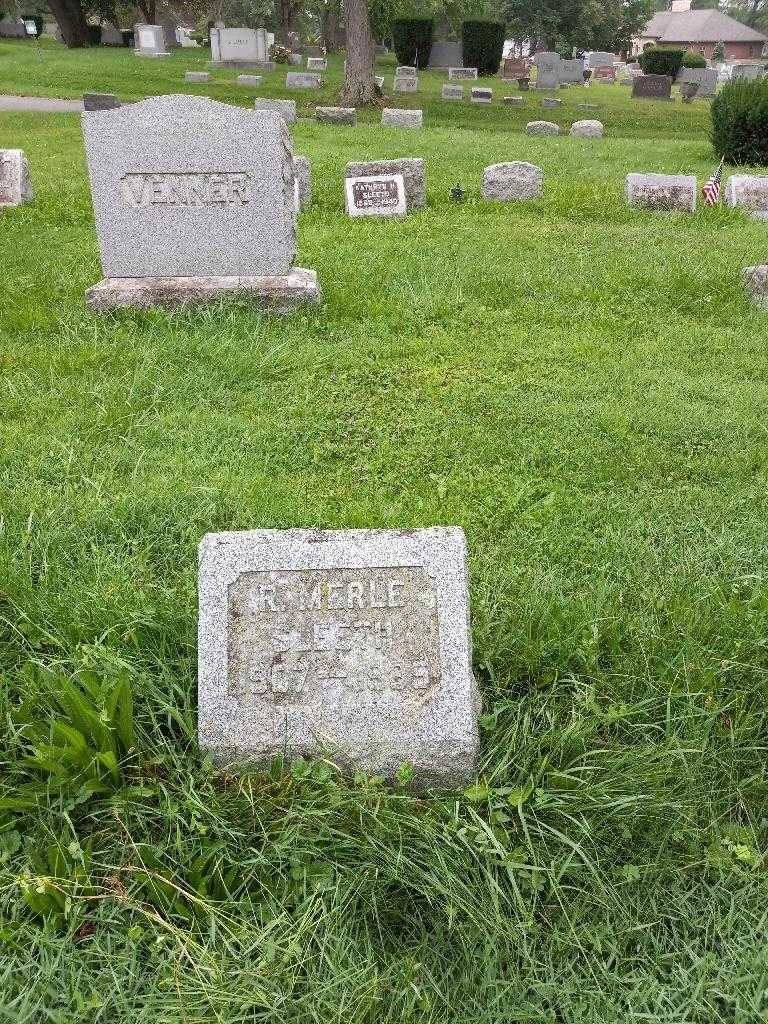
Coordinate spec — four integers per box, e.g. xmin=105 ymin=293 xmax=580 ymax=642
xmin=316 ymin=106 xmax=356 ymax=126
xmin=542 ymin=97 xmax=562 ymax=107
xmin=254 ymin=97 xmax=296 ymax=123
xmin=0 ymin=148 xmax=33 ymax=207
xmin=526 ymin=120 xmax=559 ymax=136
xmin=442 ymin=84 xmax=464 ymax=100
xmin=471 ymin=87 xmax=492 ymax=103
xmin=197 ymin=527 xmax=479 ymax=786
xmin=237 ymin=74 xmax=262 ymax=86
xmin=286 ymin=71 xmax=322 ymax=89
xmin=725 ymin=175 xmax=768 ymax=216
xmin=744 ymin=265 xmax=768 ymax=307
xmin=625 ymin=172 xmax=696 ymax=212
xmin=393 ymin=76 xmax=418 ymax=93
xmin=577 ymin=103 xmax=600 ymax=110
xmin=307 ymin=56 xmax=327 ymax=71
xmin=345 ymin=173 xmax=407 ymax=217
xmin=83 ymin=93 xmax=121 ymax=111
xmin=570 ymin=118 xmax=603 ymax=138
xmin=345 ymin=158 xmax=425 ymax=211
xmin=288 ymin=53 xmax=303 ymax=65
xmin=294 ymin=155 xmax=311 ymax=211
xmin=482 ymin=161 xmax=543 ymax=201
xmin=382 ymin=108 xmax=423 ymax=129
xmin=396 ymin=65 xmax=417 ymax=77
xmin=185 ymin=72 xmax=210 ymax=84
xmin=448 ymin=67 xmax=478 ymax=80
xmin=504 ymin=95 xmax=523 ymax=105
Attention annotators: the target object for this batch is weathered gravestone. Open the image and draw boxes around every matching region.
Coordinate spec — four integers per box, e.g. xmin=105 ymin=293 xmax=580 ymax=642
xmin=482 ymin=161 xmax=543 ymax=201
xmin=316 ymin=106 xmax=356 ymax=126
xmin=197 ymin=527 xmax=479 ymax=786
xmin=293 ymin=156 xmax=311 ymax=211
xmin=593 ymin=65 xmax=616 ymax=83
xmin=394 ymin=76 xmax=418 ymax=93
xmin=442 ymin=84 xmax=464 ymax=100
xmin=185 ymin=71 xmax=210 ymax=83
xmin=345 ymin=158 xmax=425 ymax=211
xmin=254 ymin=97 xmax=296 ymax=123
xmin=542 ymin=96 xmax=562 ymax=108
xmin=534 ymin=52 xmax=562 ymax=89
xmin=504 ymin=95 xmax=523 ymax=105
xmin=625 ymin=173 xmax=696 ymax=212
xmin=678 ymin=67 xmax=718 ymax=96
xmin=588 ymin=51 xmax=615 ymax=68
xmin=210 ymin=27 xmax=272 ymax=69
xmin=0 ymin=16 xmax=27 ymax=37
xmin=382 ymin=108 xmax=423 ymax=129
xmin=287 ymin=71 xmax=322 ymax=89
xmin=0 ymin=149 xmax=33 ymax=208
xmin=725 ymin=175 xmax=768 ymax=218
xmin=560 ymin=58 xmax=585 ymax=84
xmin=743 ymin=265 xmax=768 ymax=306
xmin=526 ymin=120 xmax=559 ymax=136
xmin=81 ymin=95 xmax=320 ymax=311
xmin=680 ymin=82 xmax=699 ymax=103
xmin=134 ymin=24 xmax=169 ymax=57
xmin=632 ymin=74 xmax=672 ymax=100
xmin=449 ymin=67 xmax=478 ymax=80
xmin=287 ymin=53 xmax=302 ymax=65
xmin=237 ymin=74 xmax=262 ymax=86
xmin=570 ymin=118 xmax=603 ymax=137
xmin=429 ymin=41 xmax=462 ymax=67
xmin=471 ymin=87 xmax=493 ymax=103
xmin=396 ymin=65 xmax=417 ymax=77
xmin=100 ymin=22 xmax=124 ymax=46
xmin=345 ymin=174 xmax=407 ymax=217
xmin=732 ymin=64 xmax=765 ymax=82
xmin=307 ymin=56 xmax=327 ymax=70
xmin=83 ymin=93 xmax=121 ymax=110
xmin=502 ymin=57 xmax=527 ymax=80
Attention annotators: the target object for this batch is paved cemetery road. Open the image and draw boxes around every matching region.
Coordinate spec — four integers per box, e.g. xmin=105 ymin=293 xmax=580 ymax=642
xmin=0 ymin=94 xmax=83 ymax=112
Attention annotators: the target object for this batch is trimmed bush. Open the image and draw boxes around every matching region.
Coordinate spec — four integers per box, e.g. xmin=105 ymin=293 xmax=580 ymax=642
xmin=461 ymin=18 xmax=505 ymax=76
xmin=682 ymin=51 xmax=707 ymax=68
xmin=638 ymin=47 xmax=684 ymax=78
xmin=711 ymin=79 xmax=768 ymax=165
xmin=391 ymin=17 xmax=433 ymax=69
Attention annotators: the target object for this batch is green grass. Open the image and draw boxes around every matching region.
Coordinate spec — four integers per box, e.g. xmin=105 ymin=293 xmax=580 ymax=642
xmin=2 ymin=38 xmax=768 ymax=1024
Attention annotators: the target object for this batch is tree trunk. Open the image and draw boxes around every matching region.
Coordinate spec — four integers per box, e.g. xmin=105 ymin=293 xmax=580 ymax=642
xmin=48 ymin=0 xmax=91 ymax=46
xmin=136 ymin=0 xmax=157 ymax=23
xmin=340 ymin=0 xmax=378 ymax=106
xmin=278 ymin=0 xmax=296 ymax=46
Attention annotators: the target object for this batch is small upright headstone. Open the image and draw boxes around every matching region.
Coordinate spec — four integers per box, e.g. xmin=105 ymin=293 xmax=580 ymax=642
xmin=83 ymin=93 xmax=121 ymax=111
xmin=237 ymin=74 xmax=263 ymax=86
xmin=81 ymin=95 xmax=320 ymax=311
xmin=442 ymin=84 xmax=464 ymax=100
xmin=345 ymin=174 xmax=407 ymax=218
xmin=394 ymin=76 xmax=418 ymax=93
xmin=743 ymin=265 xmax=768 ymax=306
xmin=382 ymin=108 xmax=423 ymax=129
xmin=678 ymin=67 xmax=717 ymax=96
xmin=542 ymin=96 xmax=562 ymax=108
xmin=185 ymin=71 xmax=211 ymax=84
xmin=534 ymin=52 xmax=562 ymax=89
xmin=306 ymin=56 xmax=327 ymax=71
xmin=288 ymin=52 xmax=303 ymax=65
xmin=593 ymin=65 xmax=615 ymax=83
xmin=316 ymin=106 xmax=356 ymax=126
xmin=254 ymin=98 xmax=296 ymax=123
xmin=134 ymin=23 xmax=169 ymax=57
xmin=286 ymin=71 xmax=322 ymax=89
xmin=448 ymin=67 xmax=478 ymax=80
xmin=526 ymin=120 xmax=559 ymax=136
xmin=482 ymin=161 xmax=543 ymax=201
xmin=631 ymin=74 xmax=672 ymax=100
xmin=396 ymin=65 xmax=417 ymax=77
xmin=725 ymin=175 xmax=768 ymax=217
xmin=197 ymin=527 xmax=479 ymax=786
xmin=504 ymin=95 xmax=523 ymax=106
xmin=471 ymin=87 xmax=492 ymax=104
xmin=625 ymin=173 xmax=696 ymax=212
xmin=345 ymin=158 xmax=425 ymax=211
xmin=0 ymin=149 xmax=33 ymax=208
xmin=502 ymin=57 xmax=527 ymax=80
xmin=570 ymin=119 xmax=603 ymax=137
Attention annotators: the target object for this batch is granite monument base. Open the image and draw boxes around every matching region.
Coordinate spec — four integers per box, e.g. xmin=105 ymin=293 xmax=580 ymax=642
xmin=209 ymin=59 xmax=275 ymax=71
xmin=86 ymin=268 xmax=321 ymax=312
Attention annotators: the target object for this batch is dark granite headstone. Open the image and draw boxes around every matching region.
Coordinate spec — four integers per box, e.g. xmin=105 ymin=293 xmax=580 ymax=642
xmin=632 ymin=74 xmax=673 ymax=100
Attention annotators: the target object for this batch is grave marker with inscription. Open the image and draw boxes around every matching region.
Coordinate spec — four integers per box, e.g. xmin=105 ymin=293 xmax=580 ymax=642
xmin=0 ymin=149 xmax=33 ymax=208
xmin=134 ymin=23 xmax=169 ymax=57
xmin=210 ymin=27 xmax=272 ymax=69
xmin=345 ymin=174 xmax=407 ymax=217
xmin=345 ymin=158 xmax=425 ymax=211
xmin=442 ymin=83 xmax=464 ymax=100
xmin=81 ymin=94 xmax=320 ymax=311
xmin=394 ymin=76 xmax=418 ymax=93
xmin=448 ymin=67 xmax=478 ymax=80
xmin=197 ymin=528 xmax=479 ymax=786
xmin=534 ymin=51 xmax=562 ymax=89
xmin=631 ymin=74 xmax=672 ymax=100
xmin=502 ymin=57 xmax=527 ymax=80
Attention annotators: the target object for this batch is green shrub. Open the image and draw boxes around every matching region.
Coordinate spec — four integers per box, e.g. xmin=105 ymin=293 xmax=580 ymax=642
xmin=391 ymin=16 xmax=434 ymax=69
xmin=681 ymin=51 xmax=707 ymax=68
xmin=711 ymin=79 xmax=768 ymax=165
xmin=638 ymin=47 xmax=684 ymax=78
xmin=461 ymin=18 xmax=505 ymax=76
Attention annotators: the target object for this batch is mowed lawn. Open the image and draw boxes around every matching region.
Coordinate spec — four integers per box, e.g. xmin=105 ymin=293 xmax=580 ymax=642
xmin=2 ymin=38 xmax=768 ymax=1023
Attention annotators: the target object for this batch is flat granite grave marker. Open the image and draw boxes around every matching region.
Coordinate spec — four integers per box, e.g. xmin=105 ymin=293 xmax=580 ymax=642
xmin=286 ymin=71 xmax=322 ymax=89
xmin=482 ymin=161 xmax=543 ymax=201
xmin=345 ymin=173 xmax=407 ymax=217
xmin=442 ymin=84 xmax=464 ymax=100
xmin=504 ymin=95 xmax=523 ymax=105
xmin=134 ymin=23 xmax=169 ymax=57
xmin=382 ymin=108 xmax=423 ymax=129
xmin=197 ymin=527 xmax=479 ymax=786
xmin=396 ymin=65 xmax=417 ymax=77
xmin=471 ymin=87 xmax=492 ymax=103
xmin=0 ymin=149 xmax=33 ymax=207
xmin=316 ymin=106 xmax=356 ymax=126
xmin=185 ymin=71 xmax=211 ymax=83
xmin=570 ymin=118 xmax=603 ymax=137
xmin=307 ymin=56 xmax=327 ymax=71
xmin=632 ymin=74 xmax=672 ymax=100
xmin=394 ymin=76 xmax=418 ymax=93
xmin=449 ymin=67 xmax=478 ymax=80
xmin=237 ymin=74 xmax=262 ymax=86
xmin=542 ymin=96 xmax=562 ymax=107
xmin=345 ymin=158 xmax=425 ymax=211
xmin=725 ymin=175 xmax=768 ymax=218
xmin=254 ymin=97 xmax=296 ymax=123
xmin=626 ymin=172 xmax=696 ymax=212
xmin=82 ymin=95 xmax=320 ymax=311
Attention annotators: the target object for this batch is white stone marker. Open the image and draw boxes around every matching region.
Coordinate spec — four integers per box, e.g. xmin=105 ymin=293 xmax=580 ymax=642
xmin=725 ymin=175 xmax=768 ymax=218
xmin=443 ymin=84 xmax=464 ymax=100
xmin=185 ymin=71 xmax=210 ymax=83
xmin=197 ymin=527 xmax=479 ymax=786
xmin=570 ymin=119 xmax=604 ymax=137
xmin=482 ymin=161 xmax=543 ymax=201
xmin=394 ymin=76 xmax=418 ymax=93
xmin=81 ymin=95 xmax=320 ymax=311
xmin=254 ymin=98 xmax=297 ymax=123
xmin=625 ymin=173 xmax=696 ymax=212
xmin=448 ymin=67 xmax=478 ymax=80
xmin=382 ymin=108 xmax=423 ymax=129
xmin=209 ymin=27 xmax=271 ymax=68
xmin=345 ymin=173 xmax=407 ymax=217
xmin=307 ymin=56 xmax=327 ymax=71
xmin=0 ymin=149 xmax=33 ymax=207
xmin=237 ymin=74 xmax=262 ymax=86
xmin=134 ymin=23 xmax=169 ymax=57
xmin=345 ymin=158 xmax=425 ymax=211
xmin=396 ymin=65 xmax=417 ymax=77
xmin=287 ymin=71 xmax=322 ymax=89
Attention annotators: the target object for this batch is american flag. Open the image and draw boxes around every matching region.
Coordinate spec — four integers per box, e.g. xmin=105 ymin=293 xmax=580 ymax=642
xmin=702 ymin=158 xmax=724 ymax=205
